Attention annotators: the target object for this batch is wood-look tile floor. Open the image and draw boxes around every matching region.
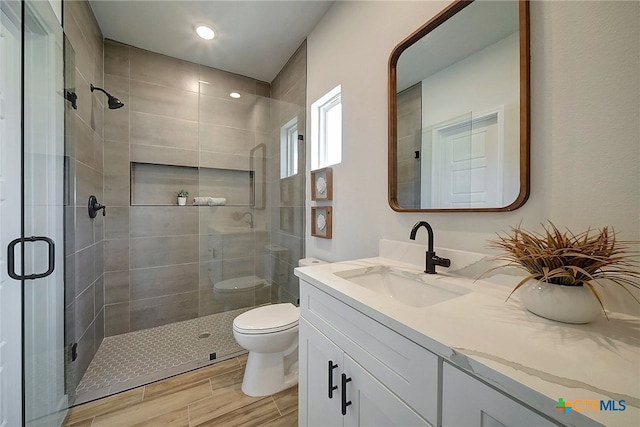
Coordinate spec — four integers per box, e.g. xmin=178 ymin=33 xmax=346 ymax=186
xmin=64 ymin=355 xmax=298 ymax=427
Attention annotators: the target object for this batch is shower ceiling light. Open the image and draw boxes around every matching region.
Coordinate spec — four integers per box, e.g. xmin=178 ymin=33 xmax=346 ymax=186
xmin=195 ymin=25 xmax=215 ymax=40
xmin=230 ymin=92 xmax=241 ymax=99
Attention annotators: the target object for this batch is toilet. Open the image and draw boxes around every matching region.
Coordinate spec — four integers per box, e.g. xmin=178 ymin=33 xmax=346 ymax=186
xmin=233 ymin=303 xmax=300 ymax=396
xmin=213 ymin=275 xmax=269 ymax=310
xmin=232 ymin=257 xmax=326 ymax=397
xmin=212 ymin=245 xmax=290 ymax=310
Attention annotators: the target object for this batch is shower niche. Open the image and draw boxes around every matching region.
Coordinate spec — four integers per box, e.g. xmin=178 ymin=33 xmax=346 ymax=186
xmin=130 ymin=162 xmax=256 ymax=207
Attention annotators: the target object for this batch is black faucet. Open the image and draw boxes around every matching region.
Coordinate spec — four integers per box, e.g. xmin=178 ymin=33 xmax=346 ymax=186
xmin=409 ymin=221 xmax=451 ymax=274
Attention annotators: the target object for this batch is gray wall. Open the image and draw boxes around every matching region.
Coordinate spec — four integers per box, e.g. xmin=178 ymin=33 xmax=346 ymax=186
xmin=102 ymin=40 xmax=286 ymax=335
xmin=396 ymin=83 xmax=422 ymax=208
xmin=64 ymin=4 xmax=307 ymax=344
xmin=269 ymin=41 xmax=307 ymax=304
xmin=63 ymin=0 xmax=105 ymax=397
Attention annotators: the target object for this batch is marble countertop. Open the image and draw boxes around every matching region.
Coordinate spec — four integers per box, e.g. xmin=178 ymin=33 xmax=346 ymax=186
xmin=294 ymin=241 xmax=639 ymax=427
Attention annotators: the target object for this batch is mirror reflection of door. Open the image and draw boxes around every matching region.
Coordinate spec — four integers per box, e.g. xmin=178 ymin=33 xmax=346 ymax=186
xmin=429 ymin=111 xmax=503 ymax=209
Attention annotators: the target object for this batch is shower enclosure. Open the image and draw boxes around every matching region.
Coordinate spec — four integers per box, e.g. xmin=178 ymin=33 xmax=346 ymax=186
xmin=65 ymin=40 xmax=307 ymax=404
xmin=1 ymin=0 xmax=67 ymax=425
xmin=1 ymin=0 xmax=306 ymax=419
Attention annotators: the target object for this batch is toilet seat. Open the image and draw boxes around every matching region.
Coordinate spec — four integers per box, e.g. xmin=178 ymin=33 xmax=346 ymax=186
xmin=233 ymin=303 xmax=299 ymax=335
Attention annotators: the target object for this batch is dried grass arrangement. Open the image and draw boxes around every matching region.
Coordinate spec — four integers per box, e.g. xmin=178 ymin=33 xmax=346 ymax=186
xmin=487 ymin=222 xmax=640 ymax=315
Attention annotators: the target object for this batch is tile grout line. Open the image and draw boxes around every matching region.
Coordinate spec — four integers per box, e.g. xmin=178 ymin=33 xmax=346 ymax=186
xmin=271 ymin=395 xmax=282 ymax=416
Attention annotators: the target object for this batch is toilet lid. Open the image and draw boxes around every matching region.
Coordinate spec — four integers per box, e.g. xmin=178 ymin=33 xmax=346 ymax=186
xmin=233 ymin=303 xmax=299 ymax=334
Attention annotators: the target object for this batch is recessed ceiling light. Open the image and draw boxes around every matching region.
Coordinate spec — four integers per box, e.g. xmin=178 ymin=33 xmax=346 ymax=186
xmin=195 ymin=25 xmax=215 ymax=40
xmin=230 ymin=92 xmax=241 ymax=99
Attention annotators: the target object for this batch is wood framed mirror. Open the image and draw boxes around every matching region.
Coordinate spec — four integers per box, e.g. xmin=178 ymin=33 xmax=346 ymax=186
xmin=389 ymin=0 xmax=530 ymax=212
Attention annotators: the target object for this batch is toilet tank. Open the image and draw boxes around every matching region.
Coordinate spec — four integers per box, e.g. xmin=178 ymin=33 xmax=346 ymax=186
xmin=264 ymin=245 xmax=289 ymax=285
xmin=298 ymin=257 xmax=327 ymax=267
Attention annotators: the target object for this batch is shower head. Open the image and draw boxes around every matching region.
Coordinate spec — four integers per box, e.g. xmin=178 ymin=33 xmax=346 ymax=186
xmin=90 ymin=84 xmax=125 ymax=109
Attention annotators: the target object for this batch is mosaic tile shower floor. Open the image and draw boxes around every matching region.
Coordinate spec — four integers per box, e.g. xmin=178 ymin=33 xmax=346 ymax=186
xmin=74 ymin=307 xmax=251 ymax=405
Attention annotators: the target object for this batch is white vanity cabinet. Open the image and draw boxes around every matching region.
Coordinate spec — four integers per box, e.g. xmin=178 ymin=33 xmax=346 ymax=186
xmin=300 ymin=318 xmax=431 ymax=426
xmin=299 ymin=278 xmax=566 ymax=427
xmin=300 ymin=318 xmax=343 ymax=426
xmin=441 ymin=363 xmax=557 ymax=427
xmin=296 ymin=249 xmax=633 ymax=427
xmin=299 ymin=280 xmax=438 ymax=427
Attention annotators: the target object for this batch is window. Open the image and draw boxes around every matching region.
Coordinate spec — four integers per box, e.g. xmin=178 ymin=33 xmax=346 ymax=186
xmin=280 ymin=117 xmax=298 ymax=178
xmin=311 ymin=85 xmax=342 ymax=169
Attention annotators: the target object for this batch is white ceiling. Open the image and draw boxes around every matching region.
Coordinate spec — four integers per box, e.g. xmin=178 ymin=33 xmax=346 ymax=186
xmin=88 ymin=0 xmax=334 ymax=83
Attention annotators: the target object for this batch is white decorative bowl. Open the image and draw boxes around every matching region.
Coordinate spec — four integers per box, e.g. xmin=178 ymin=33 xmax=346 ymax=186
xmin=518 ymin=280 xmax=602 ymax=324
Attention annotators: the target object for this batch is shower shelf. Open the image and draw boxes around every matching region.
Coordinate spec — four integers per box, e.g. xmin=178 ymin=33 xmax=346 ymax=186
xmin=130 ymin=162 xmax=255 ymax=207
xmin=129 ymin=203 xmax=255 ymax=207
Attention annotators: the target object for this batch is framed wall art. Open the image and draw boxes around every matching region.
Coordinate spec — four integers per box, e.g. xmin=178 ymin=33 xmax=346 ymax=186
xmin=311 ymin=206 xmax=332 ymax=239
xmin=310 ymin=167 xmax=333 ymax=201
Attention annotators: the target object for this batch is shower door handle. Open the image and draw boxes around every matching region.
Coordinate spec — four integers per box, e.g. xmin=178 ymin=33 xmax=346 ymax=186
xmin=7 ymin=236 xmax=56 ymax=280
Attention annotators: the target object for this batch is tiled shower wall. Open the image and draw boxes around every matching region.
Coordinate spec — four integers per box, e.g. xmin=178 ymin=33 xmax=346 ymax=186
xmin=63 ymin=0 xmax=105 ymax=393
xmin=396 ymin=83 xmax=422 ymax=208
xmin=102 ymin=40 xmax=304 ymax=336
xmin=60 ymin=0 xmax=306 ymax=396
xmin=269 ymin=42 xmax=307 ymax=304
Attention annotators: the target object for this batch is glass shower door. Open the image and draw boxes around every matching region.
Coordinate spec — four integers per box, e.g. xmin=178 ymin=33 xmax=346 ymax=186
xmin=1 ymin=1 xmax=23 ymax=425
xmin=22 ymin=0 xmax=66 ymax=425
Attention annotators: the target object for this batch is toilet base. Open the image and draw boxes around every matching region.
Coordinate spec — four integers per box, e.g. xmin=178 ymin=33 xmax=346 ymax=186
xmin=241 ymin=350 xmax=299 ymax=397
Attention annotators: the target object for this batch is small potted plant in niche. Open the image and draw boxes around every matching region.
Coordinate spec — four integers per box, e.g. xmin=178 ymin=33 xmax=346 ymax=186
xmin=486 ymin=222 xmax=639 ymax=324
xmin=177 ymin=190 xmax=189 ymax=206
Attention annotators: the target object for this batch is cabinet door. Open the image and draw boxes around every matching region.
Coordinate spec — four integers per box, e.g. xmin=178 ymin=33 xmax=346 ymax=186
xmin=442 ymin=363 xmax=556 ymax=427
xmin=299 ymin=318 xmax=344 ymax=426
xmin=343 ymin=354 xmax=431 ymax=427
xmin=301 ymin=279 xmax=439 ymax=422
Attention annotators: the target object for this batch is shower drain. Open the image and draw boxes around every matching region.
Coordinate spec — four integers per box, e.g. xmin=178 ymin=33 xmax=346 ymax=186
xmin=198 ymin=333 xmax=211 ymax=339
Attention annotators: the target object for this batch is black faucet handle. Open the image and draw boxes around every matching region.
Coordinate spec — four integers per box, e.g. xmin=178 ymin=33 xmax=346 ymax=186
xmin=432 ymin=255 xmax=451 ymax=268
xmin=425 ymin=251 xmax=451 ymax=274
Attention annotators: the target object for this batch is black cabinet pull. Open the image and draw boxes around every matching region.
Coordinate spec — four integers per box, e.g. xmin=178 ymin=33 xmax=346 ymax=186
xmin=328 ymin=361 xmax=338 ymax=398
xmin=341 ymin=373 xmax=352 ymax=415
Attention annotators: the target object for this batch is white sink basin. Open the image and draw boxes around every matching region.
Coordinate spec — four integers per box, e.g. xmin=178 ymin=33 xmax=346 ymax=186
xmin=335 ymin=265 xmax=470 ymax=308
